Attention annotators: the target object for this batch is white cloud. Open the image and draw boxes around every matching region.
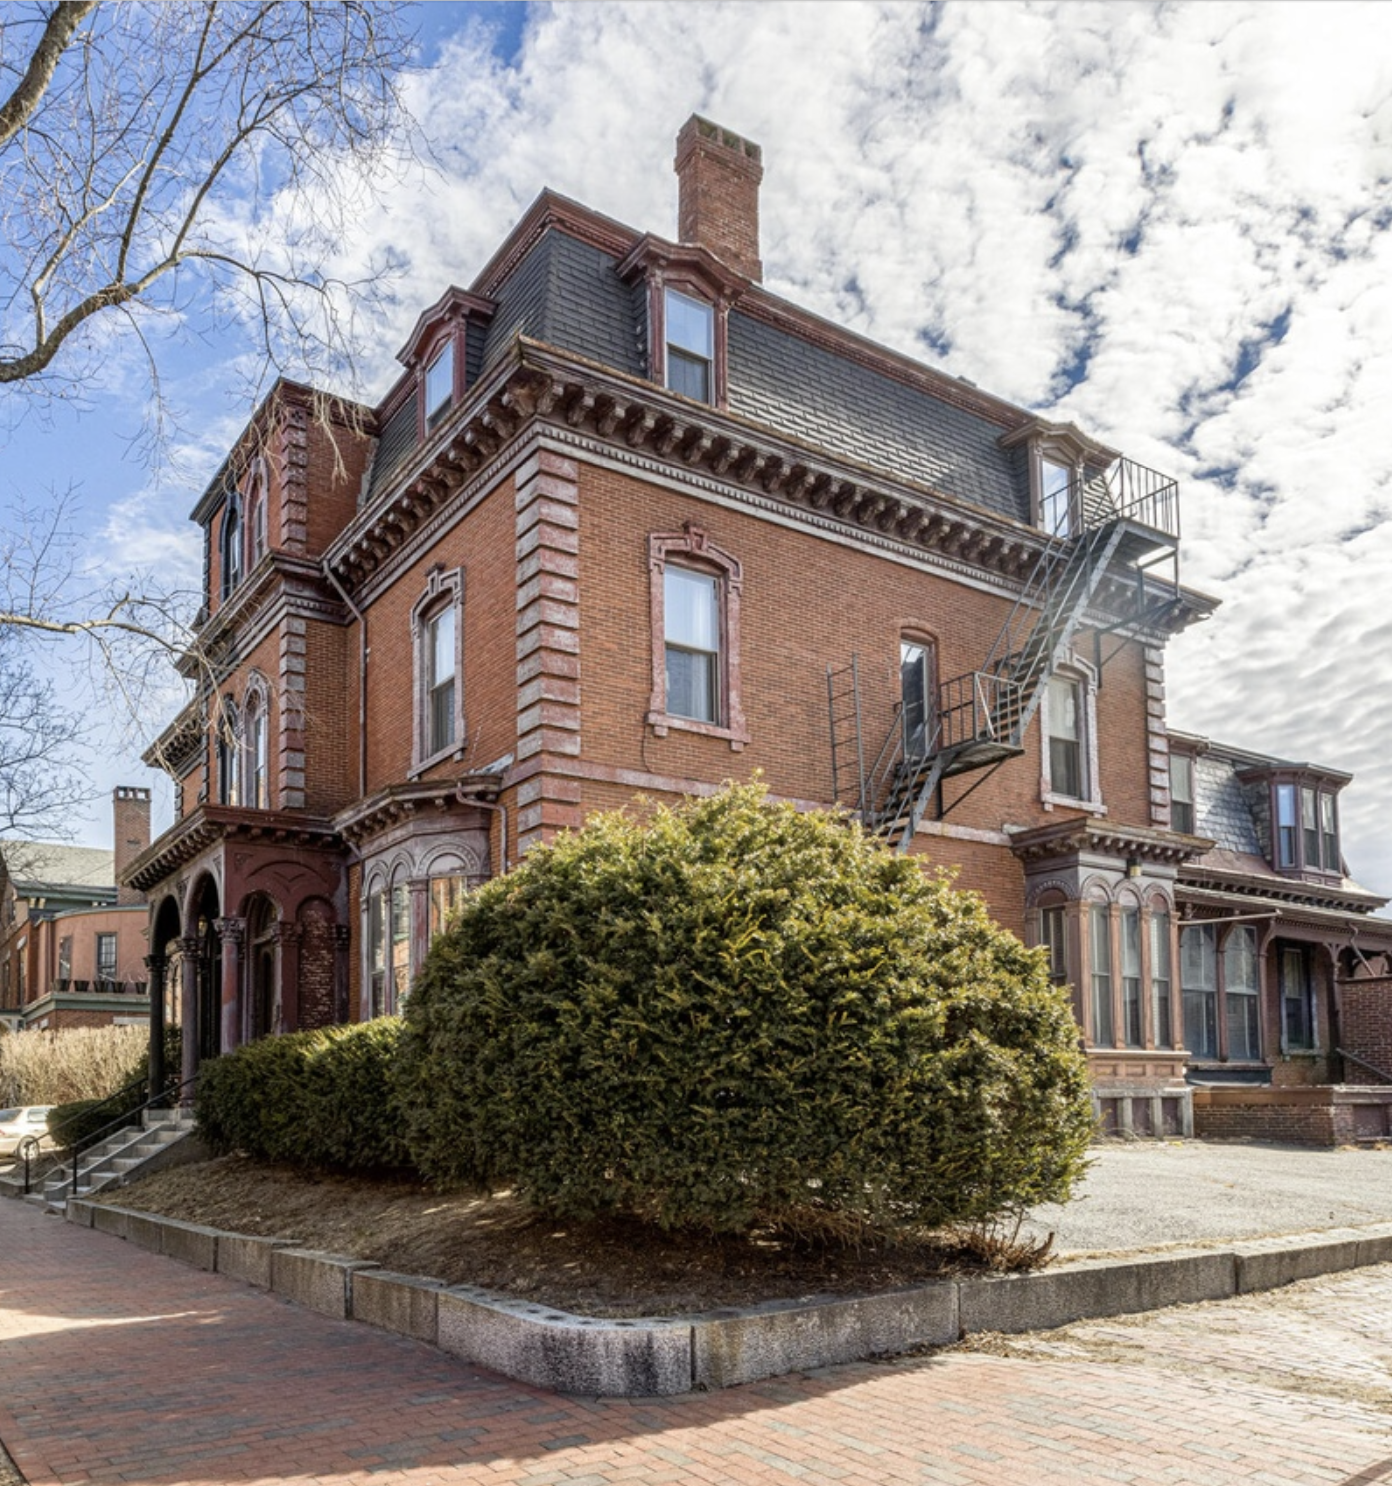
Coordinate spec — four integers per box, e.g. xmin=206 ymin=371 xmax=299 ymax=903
xmin=40 ymin=0 xmax=1392 ymax=901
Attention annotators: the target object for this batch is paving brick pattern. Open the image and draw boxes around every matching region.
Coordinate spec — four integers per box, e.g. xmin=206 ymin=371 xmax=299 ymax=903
xmin=1 ymin=1198 xmax=1390 ymax=1486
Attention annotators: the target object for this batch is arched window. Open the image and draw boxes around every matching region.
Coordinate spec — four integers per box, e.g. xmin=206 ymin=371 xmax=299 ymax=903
xmin=220 ymin=495 xmax=243 ymax=599
xmin=410 ymin=568 xmax=464 ymax=770
xmin=364 ymin=867 xmax=412 ymax=1018
xmin=217 ymin=699 xmax=242 ymax=806
xmin=243 ymin=683 xmax=269 ymax=809
xmin=246 ymin=461 xmax=268 ymax=569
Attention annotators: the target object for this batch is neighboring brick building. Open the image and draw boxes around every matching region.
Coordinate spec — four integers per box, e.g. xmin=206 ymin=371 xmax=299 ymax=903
xmin=0 ymin=788 xmax=153 ymax=1031
xmin=124 ymin=116 xmax=1392 ymax=1138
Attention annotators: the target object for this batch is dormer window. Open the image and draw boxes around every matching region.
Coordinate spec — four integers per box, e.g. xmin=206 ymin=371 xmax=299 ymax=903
xmin=1274 ymin=782 xmax=1340 ymax=874
xmin=424 ymin=341 xmax=455 ymax=431
xmin=664 ymin=288 xmax=714 ymax=403
xmin=1041 ymin=458 xmax=1073 ymax=538
xmin=1170 ymin=752 xmax=1195 ymax=833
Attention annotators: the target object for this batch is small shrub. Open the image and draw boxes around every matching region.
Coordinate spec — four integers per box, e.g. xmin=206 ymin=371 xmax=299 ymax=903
xmin=196 ymin=1019 xmax=409 ymax=1172
xmin=397 ymin=781 xmax=1094 ymax=1236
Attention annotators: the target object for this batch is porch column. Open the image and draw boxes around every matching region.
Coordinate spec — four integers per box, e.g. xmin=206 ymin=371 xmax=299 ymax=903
xmin=274 ymin=922 xmax=303 ymax=1033
xmin=177 ymin=936 xmax=200 ymax=1101
xmin=215 ymin=917 xmax=245 ymax=1054
xmin=143 ymin=951 xmax=167 ymax=1106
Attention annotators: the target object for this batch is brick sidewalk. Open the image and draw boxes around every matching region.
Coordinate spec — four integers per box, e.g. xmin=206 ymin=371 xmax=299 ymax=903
xmin=1 ymin=1198 xmax=1389 ymax=1486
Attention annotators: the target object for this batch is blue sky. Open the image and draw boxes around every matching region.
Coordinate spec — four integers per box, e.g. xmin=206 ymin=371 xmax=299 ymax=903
xmin=6 ymin=0 xmax=1392 ymax=897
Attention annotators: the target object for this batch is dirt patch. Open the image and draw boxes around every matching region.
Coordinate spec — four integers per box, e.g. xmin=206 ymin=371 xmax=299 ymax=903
xmin=98 ymin=1155 xmax=1028 ymax=1318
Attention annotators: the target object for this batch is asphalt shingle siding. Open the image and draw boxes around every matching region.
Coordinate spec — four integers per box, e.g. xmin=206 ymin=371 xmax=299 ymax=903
xmin=480 ymin=233 xmax=644 ymax=378
xmin=365 ymin=224 xmax=1027 ymax=523
xmin=365 ymin=393 xmax=419 ymax=503
xmin=1194 ymin=755 xmax=1265 ymax=856
xmin=727 ymin=312 xmax=1027 ymax=522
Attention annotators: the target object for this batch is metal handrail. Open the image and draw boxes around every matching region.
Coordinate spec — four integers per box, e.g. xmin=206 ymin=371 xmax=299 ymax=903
xmin=19 ymin=1072 xmax=196 ymax=1199
xmin=1337 ymin=1047 xmax=1392 ymax=1085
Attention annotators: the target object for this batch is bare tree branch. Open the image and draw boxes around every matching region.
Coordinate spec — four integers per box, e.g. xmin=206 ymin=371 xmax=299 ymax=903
xmin=0 ymin=0 xmax=95 ymax=150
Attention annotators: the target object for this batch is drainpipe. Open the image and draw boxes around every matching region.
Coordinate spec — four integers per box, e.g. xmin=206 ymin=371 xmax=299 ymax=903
xmin=321 ymin=560 xmax=367 ymax=798
xmin=460 ymin=790 xmax=509 ymax=876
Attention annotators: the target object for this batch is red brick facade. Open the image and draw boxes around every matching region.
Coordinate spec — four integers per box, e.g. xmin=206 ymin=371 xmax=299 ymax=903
xmin=121 ymin=117 xmax=1392 ymax=1140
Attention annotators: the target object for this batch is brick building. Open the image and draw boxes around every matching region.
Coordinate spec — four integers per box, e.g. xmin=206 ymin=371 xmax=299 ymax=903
xmin=1 ymin=788 xmax=153 ymax=1031
xmin=124 ymin=116 xmax=1392 ymax=1138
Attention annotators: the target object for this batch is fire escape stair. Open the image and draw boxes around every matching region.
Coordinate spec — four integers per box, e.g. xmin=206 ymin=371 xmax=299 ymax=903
xmin=864 ymin=504 xmax=1178 ymax=855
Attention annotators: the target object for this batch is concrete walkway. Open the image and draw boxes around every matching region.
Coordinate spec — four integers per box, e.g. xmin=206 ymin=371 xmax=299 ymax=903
xmin=4 ymin=1195 xmax=1392 ymax=1485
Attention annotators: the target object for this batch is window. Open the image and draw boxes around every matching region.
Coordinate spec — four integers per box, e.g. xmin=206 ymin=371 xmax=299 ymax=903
xmin=1170 ymin=753 xmax=1195 ymax=834
xmin=1279 ymin=943 xmax=1316 ymax=1051
xmin=220 ymin=495 xmax=243 ymax=599
xmin=1275 ymin=784 xmax=1298 ymax=869
xmin=1047 ymin=674 xmax=1085 ymax=801
xmin=57 ymin=937 xmax=72 ymax=983
xmin=1273 ymin=780 xmax=1340 ymax=874
xmin=246 ymin=463 xmax=268 ymax=569
xmin=424 ymin=341 xmax=454 ymax=430
xmin=1181 ymin=923 xmax=1218 ymax=1059
xmin=246 ymin=693 xmax=269 ymax=809
xmin=95 ymin=933 xmax=118 ymax=986
xmin=901 ymin=640 xmax=936 ymax=757
xmin=1181 ymin=922 xmax=1265 ymax=1063
xmin=1089 ymin=904 xmax=1115 ymax=1048
xmin=1224 ymin=926 xmax=1261 ymax=1061
xmin=366 ymin=880 xmax=411 ymax=1017
xmin=218 ymin=700 xmax=242 ymax=806
xmin=1041 ymin=458 xmax=1073 ymax=538
xmin=426 ymin=606 xmax=457 ymax=754
xmin=429 ymin=875 xmax=468 ymax=941
xmin=664 ymin=288 xmax=714 ymax=403
xmin=1040 ymin=904 xmax=1068 ymax=989
xmin=665 ymin=566 xmax=720 ymax=723
xmin=1150 ymin=910 xmax=1173 ymax=1049
xmin=647 ymin=529 xmax=747 ymax=747
xmin=411 ymin=569 xmax=464 ymax=770
xmin=1120 ymin=906 xmax=1143 ymax=1047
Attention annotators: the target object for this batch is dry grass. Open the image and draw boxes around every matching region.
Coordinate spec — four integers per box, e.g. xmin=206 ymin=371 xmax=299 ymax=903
xmin=106 ymin=1154 xmax=1048 ymax=1319
xmin=0 ymin=1025 xmax=146 ymax=1107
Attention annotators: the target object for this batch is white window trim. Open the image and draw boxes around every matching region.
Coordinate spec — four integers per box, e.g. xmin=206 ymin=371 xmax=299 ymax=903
xmin=1040 ymin=657 xmax=1105 ymax=814
xmin=409 ymin=567 xmax=466 ymax=776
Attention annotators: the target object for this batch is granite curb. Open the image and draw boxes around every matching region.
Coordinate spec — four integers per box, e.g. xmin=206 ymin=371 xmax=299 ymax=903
xmin=65 ymin=1198 xmax=1392 ymax=1397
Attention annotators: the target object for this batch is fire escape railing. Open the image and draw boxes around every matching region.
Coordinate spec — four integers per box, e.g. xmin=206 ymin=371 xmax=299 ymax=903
xmin=843 ymin=455 xmax=1180 ymax=852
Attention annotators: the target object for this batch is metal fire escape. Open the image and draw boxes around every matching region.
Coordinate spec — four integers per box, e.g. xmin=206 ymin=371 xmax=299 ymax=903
xmin=828 ymin=457 xmax=1181 ymax=853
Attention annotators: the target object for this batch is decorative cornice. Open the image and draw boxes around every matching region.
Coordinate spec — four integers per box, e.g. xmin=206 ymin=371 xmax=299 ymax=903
xmin=616 ymin=234 xmax=749 ymax=304
xmin=1179 ymin=864 xmax=1387 ymax=917
xmin=998 ymin=417 xmax=1121 ymax=467
xmin=143 ymin=699 xmax=203 ymax=776
xmin=333 ymin=774 xmax=504 ymax=849
xmin=123 ymin=806 xmax=340 ymax=893
xmin=1009 ymin=817 xmax=1212 ymax=868
xmin=327 ymin=340 xmax=1050 ymax=595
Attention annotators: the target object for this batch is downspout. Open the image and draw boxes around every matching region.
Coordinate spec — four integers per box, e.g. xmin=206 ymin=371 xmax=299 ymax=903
xmin=461 ymin=793 xmax=509 ymax=876
xmin=321 ymin=560 xmax=367 ymax=799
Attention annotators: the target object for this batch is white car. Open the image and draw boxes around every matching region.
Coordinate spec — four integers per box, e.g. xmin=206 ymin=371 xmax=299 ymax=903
xmin=0 ymin=1106 xmax=55 ymax=1158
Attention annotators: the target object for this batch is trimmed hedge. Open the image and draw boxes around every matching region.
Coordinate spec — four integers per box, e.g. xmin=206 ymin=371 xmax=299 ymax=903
xmin=397 ymin=781 xmax=1094 ymax=1235
xmin=196 ymin=1019 xmax=409 ymax=1171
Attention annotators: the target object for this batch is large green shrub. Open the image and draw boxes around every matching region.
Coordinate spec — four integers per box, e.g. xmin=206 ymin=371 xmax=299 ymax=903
xmin=196 ymin=1019 xmax=408 ymax=1171
xmin=397 ymin=782 xmax=1093 ymax=1235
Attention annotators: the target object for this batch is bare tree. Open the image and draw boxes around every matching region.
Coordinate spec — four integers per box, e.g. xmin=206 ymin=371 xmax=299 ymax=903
xmin=0 ymin=1 xmax=419 ymax=837
xmin=0 ymin=0 xmax=416 ymax=403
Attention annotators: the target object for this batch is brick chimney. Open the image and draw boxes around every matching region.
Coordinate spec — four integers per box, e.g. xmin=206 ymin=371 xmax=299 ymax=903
xmin=113 ymin=786 xmax=151 ymax=906
xmin=675 ymin=115 xmax=764 ymax=282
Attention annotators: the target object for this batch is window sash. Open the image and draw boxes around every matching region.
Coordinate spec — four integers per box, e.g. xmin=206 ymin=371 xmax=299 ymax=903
xmin=425 ymin=607 xmax=457 ymax=755
xmin=1150 ymin=912 xmax=1172 ymax=1048
xmin=1170 ymin=755 xmax=1194 ymax=834
xmin=664 ymin=567 xmax=720 ymax=723
xmin=665 ymin=289 xmax=714 ymax=403
xmin=425 ymin=343 xmax=454 ymax=426
xmin=1041 ymin=905 xmax=1068 ymax=987
xmin=1120 ymin=908 xmax=1142 ymax=1047
xmin=1181 ymin=924 xmax=1218 ymax=1059
xmin=1041 ymin=459 xmax=1072 ymax=537
xmin=95 ymin=934 xmax=117 ymax=982
xmin=429 ymin=876 xmax=468 ymax=940
xmin=1276 ymin=784 xmax=1297 ymax=867
xmin=1048 ymin=676 xmax=1084 ymax=799
xmin=1280 ymin=946 xmax=1314 ymax=1051
xmin=1089 ymin=905 xmax=1114 ymax=1047
xmin=1321 ymin=792 xmax=1339 ymax=872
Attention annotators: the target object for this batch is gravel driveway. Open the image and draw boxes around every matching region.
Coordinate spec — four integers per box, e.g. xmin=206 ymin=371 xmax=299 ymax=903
xmin=1028 ymin=1140 xmax=1392 ymax=1255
